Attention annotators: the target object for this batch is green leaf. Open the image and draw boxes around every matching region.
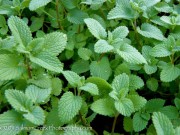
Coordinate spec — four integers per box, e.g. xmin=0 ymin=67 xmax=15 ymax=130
xmin=160 ymin=65 xmax=180 ymax=82
xmin=51 ymin=78 xmax=62 ymax=96
xmin=61 ymin=0 xmax=78 ymax=9
xmin=5 ymin=89 xmax=33 ymax=112
xmin=112 ymin=26 xmax=129 ymax=39
xmin=155 ymin=2 xmax=173 ymax=13
xmin=144 ymin=0 xmax=160 ymax=7
xmin=84 ymin=18 xmax=107 ymax=39
xmin=94 ymin=39 xmax=114 ymax=53
xmin=145 ymin=99 xmax=165 ymax=113
xmin=30 ymin=17 xmax=44 ymax=32
xmin=25 ymin=85 xmax=51 ymax=104
xmin=174 ymin=98 xmax=180 ymax=110
xmin=71 ymin=60 xmax=90 ymax=74
xmin=128 ymin=95 xmax=147 ymax=111
xmin=129 ymin=75 xmax=144 ymax=90
xmin=159 ymin=106 xmax=179 ymax=119
xmin=144 ymin=64 xmax=157 ymax=74
xmin=91 ymin=98 xmax=116 ymax=117
xmin=175 ymin=127 xmax=180 ymax=135
xmin=152 ymin=112 xmax=175 ymax=135
xmin=116 ymin=43 xmax=147 ymax=64
xmin=115 ymin=98 xmax=134 ymax=116
xmin=0 ymin=54 xmax=25 ymax=80
xmin=29 ymin=0 xmax=52 ymax=11
xmin=146 ymin=78 xmax=159 ymax=91
xmin=64 ymin=125 xmax=92 ymax=135
xmin=79 ymin=83 xmax=99 ymax=95
xmin=63 ymin=71 xmax=82 ymax=87
xmin=90 ymin=57 xmax=112 ymax=80
xmin=78 ymin=48 xmax=92 ymax=60
xmin=150 ymin=45 xmax=172 ymax=57
xmin=23 ymin=106 xmax=45 ymax=125
xmin=133 ymin=112 xmax=150 ymax=132
xmin=8 ymin=16 xmax=32 ymax=46
xmin=123 ymin=117 xmax=133 ymax=132
xmin=30 ymin=52 xmax=63 ymax=73
xmin=42 ymin=32 xmax=67 ymax=56
xmin=58 ymin=92 xmax=82 ymax=123
xmin=137 ymin=23 xmax=165 ymax=41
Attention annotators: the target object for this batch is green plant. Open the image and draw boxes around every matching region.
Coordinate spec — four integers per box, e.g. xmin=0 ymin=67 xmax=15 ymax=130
xmin=0 ymin=0 xmax=180 ymax=135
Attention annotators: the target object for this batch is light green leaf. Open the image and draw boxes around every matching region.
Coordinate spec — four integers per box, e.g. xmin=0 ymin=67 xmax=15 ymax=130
xmin=144 ymin=0 xmax=160 ymax=7
xmin=116 ymin=43 xmax=147 ymax=64
xmin=150 ymin=44 xmax=172 ymax=57
xmin=64 ymin=125 xmax=93 ymax=135
xmin=147 ymin=78 xmax=158 ymax=91
xmin=0 ymin=54 xmax=25 ymax=80
xmin=128 ymin=95 xmax=147 ymax=111
xmin=23 ymin=106 xmax=45 ymax=125
xmin=5 ymin=89 xmax=33 ymax=112
xmin=154 ymin=2 xmax=173 ymax=13
xmin=90 ymin=57 xmax=112 ymax=80
xmin=8 ymin=16 xmax=32 ymax=46
xmin=160 ymin=65 xmax=180 ymax=82
xmin=30 ymin=52 xmax=63 ymax=73
xmin=152 ymin=112 xmax=175 ymax=135
xmin=129 ymin=75 xmax=144 ymax=90
xmin=79 ymin=83 xmax=99 ymax=95
xmin=145 ymin=99 xmax=165 ymax=113
xmin=78 ymin=48 xmax=92 ymax=60
xmin=174 ymin=98 xmax=180 ymax=110
xmin=42 ymin=32 xmax=67 ymax=56
xmin=137 ymin=23 xmax=165 ymax=41
xmin=144 ymin=64 xmax=157 ymax=74
xmin=25 ymin=85 xmax=51 ymax=104
xmin=91 ymin=98 xmax=116 ymax=117
xmin=84 ymin=18 xmax=107 ymax=39
xmin=58 ymin=92 xmax=82 ymax=123
xmin=29 ymin=0 xmax=52 ymax=11
xmin=63 ymin=71 xmax=82 ymax=87
xmin=175 ymin=127 xmax=180 ymax=135
xmin=51 ymin=78 xmax=62 ymax=96
xmin=112 ymin=26 xmax=129 ymax=39
xmin=115 ymin=98 xmax=134 ymax=116
xmin=94 ymin=39 xmax=114 ymax=53
xmin=133 ymin=112 xmax=150 ymax=132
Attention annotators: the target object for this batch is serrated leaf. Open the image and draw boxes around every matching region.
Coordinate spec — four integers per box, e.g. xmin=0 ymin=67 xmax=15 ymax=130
xmin=51 ymin=78 xmax=62 ymax=96
xmin=137 ymin=23 xmax=165 ymax=41
xmin=25 ymin=85 xmax=51 ymax=104
xmin=123 ymin=117 xmax=133 ymax=132
xmin=58 ymin=92 xmax=82 ymax=123
xmin=8 ymin=16 xmax=32 ymax=46
xmin=159 ymin=106 xmax=179 ymax=119
xmin=145 ymin=99 xmax=165 ymax=113
xmin=112 ymin=26 xmax=129 ymax=39
xmin=94 ymin=39 xmax=114 ymax=53
xmin=79 ymin=83 xmax=99 ymax=95
xmin=144 ymin=64 xmax=157 ymax=74
xmin=116 ymin=43 xmax=147 ymax=64
xmin=90 ymin=57 xmax=112 ymax=80
xmin=30 ymin=52 xmax=63 ymax=73
xmin=63 ymin=71 xmax=81 ymax=87
xmin=78 ymin=48 xmax=92 ymax=60
xmin=133 ymin=112 xmax=150 ymax=132
xmin=91 ymin=98 xmax=116 ymax=117
xmin=0 ymin=54 xmax=25 ymax=80
xmin=42 ymin=32 xmax=67 ymax=56
xmin=152 ymin=112 xmax=175 ymax=135
xmin=147 ymin=78 xmax=158 ymax=91
xmin=64 ymin=125 xmax=92 ymax=135
xmin=129 ymin=75 xmax=144 ymax=90
xmin=150 ymin=44 xmax=172 ymax=57
xmin=71 ymin=60 xmax=90 ymax=74
xmin=128 ymin=95 xmax=147 ymax=111
xmin=23 ymin=106 xmax=45 ymax=125
xmin=29 ymin=0 xmax=52 ymax=11
xmin=154 ymin=2 xmax=173 ymax=13
xmin=5 ymin=89 xmax=33 ymax=112
xmin=84 ymin=18 xmax=107 ymax=39
xmin=115 ymin=98 xmax=134 ymax=116
xmin=160 ymin=65 xmax=180 ymax=82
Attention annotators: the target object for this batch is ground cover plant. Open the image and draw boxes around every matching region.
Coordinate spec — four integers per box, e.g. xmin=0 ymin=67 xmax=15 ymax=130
xmin=0 ymin=0 xmax=180 ymax=135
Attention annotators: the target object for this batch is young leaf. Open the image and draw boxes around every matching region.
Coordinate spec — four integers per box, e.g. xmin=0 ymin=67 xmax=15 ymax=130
xmin=90 ymin=57 xmax=112 ymax=80
xmin=78 ymin=48 xmax=92 ymax=60
xmin=116 ymin=43 xmax=147 ymax=64
xmin=146 ymin=78 xmax=159 ymax=91
xmin=115 ymin=98 xmax=134 ymax=116
xmin=84 ymin=18 xmax=107 ymax=39
xmin=23 ymin=106 xmax=45 ymax=125
xmin=144 ymin=64 xmax=157 ymax=74
xmin=129 ymin=75 xmax=144 ymax=90
xmin=5 ymin=89 xmax=33 ymax=112
xmin=25 ymin=85 xmax=51 ymax=104
xmin=150 ymin=44 xmax=172 ymax=57
xmin=62 ymin=71 xmax=82 ymax=87
xmin=29 ymin=0 xmax=52 ymax=11
xmin=51 ymin=78 xmax=62 ymax=96
xmin=58 ymin=92 xmax=82 ymax=123
xmin=152 ymin=112 xmax=175 ymax=135
xmin=91 ymin=98 xmax=116 ymax=117
xmin=79 ymin=83 xmax=99 ymax=95
xmin=8 ymin=16 xmax=32 ymax=46
xmin=112 ymin=26 xmax=129 ymax=39
xmin=0 ymin=54 xmax=25 ymax=80
xmin=94 ymin=39 xmax=114 ymax=53
xmin=137 ymin=23 xmax=165 ymax=41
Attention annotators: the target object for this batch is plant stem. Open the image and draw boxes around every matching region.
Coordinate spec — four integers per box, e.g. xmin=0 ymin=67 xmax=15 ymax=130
xmin=25 ymin=57 xmax=32 ymax=79
xmin=111 ymin=114 xmax=119 ymax=135
xmin=55 ymin=0 xmax=63 ymax=30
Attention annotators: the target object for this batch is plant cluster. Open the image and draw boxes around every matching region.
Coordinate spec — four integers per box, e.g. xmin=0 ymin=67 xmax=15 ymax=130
xmin=0 ymin=0 xmax=180 ymax=135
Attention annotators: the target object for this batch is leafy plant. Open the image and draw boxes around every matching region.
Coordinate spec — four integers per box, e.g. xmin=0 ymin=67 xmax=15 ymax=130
xmin=0 ymin=0 xmax=179 ymax=135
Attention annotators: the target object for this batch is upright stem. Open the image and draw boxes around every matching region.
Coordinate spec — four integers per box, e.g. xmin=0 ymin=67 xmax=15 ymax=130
xmin=25 ymin=57 xmax=32 ymax=79
xmin=55 ymin=0 xmax=63 ymax=30
xmin=111 ymin=114 xmax=119 ymax=135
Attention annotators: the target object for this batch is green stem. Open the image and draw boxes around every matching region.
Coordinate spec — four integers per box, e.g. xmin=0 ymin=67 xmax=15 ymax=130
xmin=111 ymin=114 xmax=119 ymax=135
xmin=55 ymin=0 xmax=64 ymax=30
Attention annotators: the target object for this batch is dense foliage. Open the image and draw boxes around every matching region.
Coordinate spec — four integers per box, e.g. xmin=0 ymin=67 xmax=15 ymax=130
xmin=0 ymin=0 xmax=180 ymax=135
